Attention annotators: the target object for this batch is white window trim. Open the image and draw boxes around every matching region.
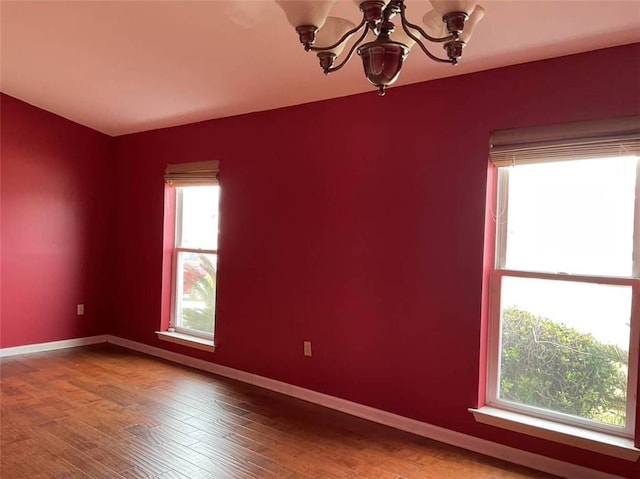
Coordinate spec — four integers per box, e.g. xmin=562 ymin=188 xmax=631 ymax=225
xmin=470 ymin=406 xmax=640 ymax=461
xmin=482 ymin=160 xmax=640 ymax=447
xmin=487 ymin=272 xmax=639 ymax=437
xmin=171 ymin=247 xmax=218 ymax=339
xmin=156 ymin=330 xmax=215 ymax=352
xmin=169 ymin=185 xmax=219 ymax=342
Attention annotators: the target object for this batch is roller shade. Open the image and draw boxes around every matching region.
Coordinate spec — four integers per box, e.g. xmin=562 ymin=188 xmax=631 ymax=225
xmin=490 ymin=116 xmax=640 ymax=167
xmin=164 ymin=160 xmax=219 ymax=186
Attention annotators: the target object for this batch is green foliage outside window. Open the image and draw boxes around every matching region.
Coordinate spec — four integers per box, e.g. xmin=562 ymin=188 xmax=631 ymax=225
xmin=182 ymin=254 xmax=216 ymax=334
xmin=500 ymin=307 xmax=628 ymax=426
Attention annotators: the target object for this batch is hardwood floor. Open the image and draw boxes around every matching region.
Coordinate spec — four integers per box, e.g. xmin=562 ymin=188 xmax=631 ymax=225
xmin=0 ymin=344 xmax=557 ymax=479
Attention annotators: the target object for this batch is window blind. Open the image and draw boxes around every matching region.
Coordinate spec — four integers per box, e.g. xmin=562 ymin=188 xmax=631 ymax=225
xmin=164 ymin=160 xmax=219 ymax=186
xmin=489 ymin=116 xmax=640 ymax=167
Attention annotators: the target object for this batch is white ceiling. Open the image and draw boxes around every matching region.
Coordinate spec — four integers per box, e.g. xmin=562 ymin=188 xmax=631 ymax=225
xmin=1 ymin=1 xmax=639 ymax=137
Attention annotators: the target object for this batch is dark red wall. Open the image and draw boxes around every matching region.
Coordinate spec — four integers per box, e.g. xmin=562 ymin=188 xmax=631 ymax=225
xmin=1 ymin=94 xmax=114 ymax=347
xmin=112 ymin=44 xmax=640 ymax=478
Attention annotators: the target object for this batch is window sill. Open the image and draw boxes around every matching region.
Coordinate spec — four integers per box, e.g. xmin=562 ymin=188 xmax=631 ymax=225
xmin=156 ymin=331 xmax=216 ymax=353
xmin=469 ymin=406 xmax=639 ymax=461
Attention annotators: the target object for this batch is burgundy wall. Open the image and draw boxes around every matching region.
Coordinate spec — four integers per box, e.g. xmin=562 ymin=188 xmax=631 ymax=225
xmin=112 ymin=44 xmax=640 ymax=478
xmin=1 ymin=94 xmax=114 ymax=347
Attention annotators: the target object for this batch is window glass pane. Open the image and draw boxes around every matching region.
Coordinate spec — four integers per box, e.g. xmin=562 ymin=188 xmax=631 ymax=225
xmin=177 ymin=185 xmax=219 ymax=250
xmin=504 ymin=156 xmax=637 ymax=276
xmin=499 ymin=276 xmax=631 ymax=427
xmin=176 ymin=251 xmax=217 ymax=334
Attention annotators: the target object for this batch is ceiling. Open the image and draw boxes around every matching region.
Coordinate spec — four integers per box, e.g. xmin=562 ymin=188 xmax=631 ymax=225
xmin=1 ymin=1 xmax=639 ymax=137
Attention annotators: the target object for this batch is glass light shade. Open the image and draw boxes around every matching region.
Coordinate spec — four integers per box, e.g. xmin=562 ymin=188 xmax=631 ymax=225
xmin=459 ymin=5 xmax=484 ymax=43
xmin=315 ymin=16 xmax=356 ymax=55
xmin=429 ymin=0 xmax=477 ymax=16
xmin=275 ymin=0 xmax=338 ymax=28
xmin=422 ymin=9 xmax=447 ymax=38
xmin=390 ymin=27 xmax=421 ymax=50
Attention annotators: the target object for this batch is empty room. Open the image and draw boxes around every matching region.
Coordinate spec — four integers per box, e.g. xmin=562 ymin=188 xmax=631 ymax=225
xmin=1 ymin=1 xmax=639 ymax=478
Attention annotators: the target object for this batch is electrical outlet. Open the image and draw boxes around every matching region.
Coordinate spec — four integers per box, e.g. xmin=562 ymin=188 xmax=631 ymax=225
xmin=77 ymin=304 xmax=85 ymax=316
xmin=303 ymin=341 xmax=312 ymax=357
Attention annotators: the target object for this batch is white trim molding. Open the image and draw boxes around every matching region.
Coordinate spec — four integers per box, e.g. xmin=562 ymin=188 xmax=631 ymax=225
xmin=106 ymin=335 xmax=628 ymax=479
xmin=0 ymin=335 xmax=107 ymax=358
xmin=156 ymin=331 xmax=215 ymax=352
xmin=471 ymin=407 xmax=640 ymax=462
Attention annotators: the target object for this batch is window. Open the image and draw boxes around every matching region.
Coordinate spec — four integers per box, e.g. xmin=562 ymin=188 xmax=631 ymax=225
xmin=486 ymin=117 xmax=640 ymax=439
xmin=164 ymin=161 xmax=220 ymax=341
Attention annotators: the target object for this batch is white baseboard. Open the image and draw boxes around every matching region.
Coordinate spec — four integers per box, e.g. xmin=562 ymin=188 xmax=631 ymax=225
xmin=0 ymin=335 xmax=108 ymax=358
xmin=105 ymin=335 xmax=625 ymax=479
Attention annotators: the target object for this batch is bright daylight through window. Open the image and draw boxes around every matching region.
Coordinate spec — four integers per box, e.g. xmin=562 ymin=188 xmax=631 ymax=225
xmin=172 ymin=185 xmax=220 ymax=338
xmin=487 ymin=118 xmax=640 ymax=439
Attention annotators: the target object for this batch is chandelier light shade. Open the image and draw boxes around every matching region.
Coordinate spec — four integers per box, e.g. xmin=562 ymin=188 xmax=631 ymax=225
xmin=423 ymin=9 xmax=447 ymax=37
xmin=315 ymin=17 xmax=357 ymax=56
xmin=390 ymin=27 xmax=421 ymax=51
xmin=430 ymin=0 xmax=477 ymax=17
xmin=459 ymin=5 xmax=484 ymax=43
xmin=276 ymin=0 xmax=485 ymax=95
xmin=275 ymin=0 xmax=337 ymax=28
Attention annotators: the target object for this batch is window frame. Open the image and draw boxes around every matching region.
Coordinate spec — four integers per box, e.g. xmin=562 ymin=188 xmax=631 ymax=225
xmin=162 ymin=160 xmax=222 ymax=344
xmin=169 ymin=184 xmax=220 ymax=341
xmin=486 ymin=159 xmax=640 ymax=439
xmin=170 ymin=247 xmax=218 ymax=339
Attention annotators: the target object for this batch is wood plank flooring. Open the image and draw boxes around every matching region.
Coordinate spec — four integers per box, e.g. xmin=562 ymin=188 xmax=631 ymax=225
xmin=1 ymin=344 xmax=558 ymax=478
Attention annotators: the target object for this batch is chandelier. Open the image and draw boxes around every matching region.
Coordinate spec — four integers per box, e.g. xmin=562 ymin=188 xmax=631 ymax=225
xmin=276 ymin=0 xmax=485 ymax=95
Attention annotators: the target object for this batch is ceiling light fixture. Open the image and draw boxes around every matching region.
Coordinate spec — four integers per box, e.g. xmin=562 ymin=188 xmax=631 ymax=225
xmin=276 ymin=0 xmax=485 ymax=96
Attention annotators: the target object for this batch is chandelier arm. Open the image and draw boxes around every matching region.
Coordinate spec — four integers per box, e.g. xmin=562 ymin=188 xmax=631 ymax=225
xmin=403 ymin=19 xmax=452 ymax=43
xmin=308 ymin=18 xmax=367 ymax=53
xmin=410 ymin=34 xmax=456 ymax=64
xmin=324 ymin=24 xmax=370 ymax=74
xmin=398 ymin=3 xmax=453 ymax=43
